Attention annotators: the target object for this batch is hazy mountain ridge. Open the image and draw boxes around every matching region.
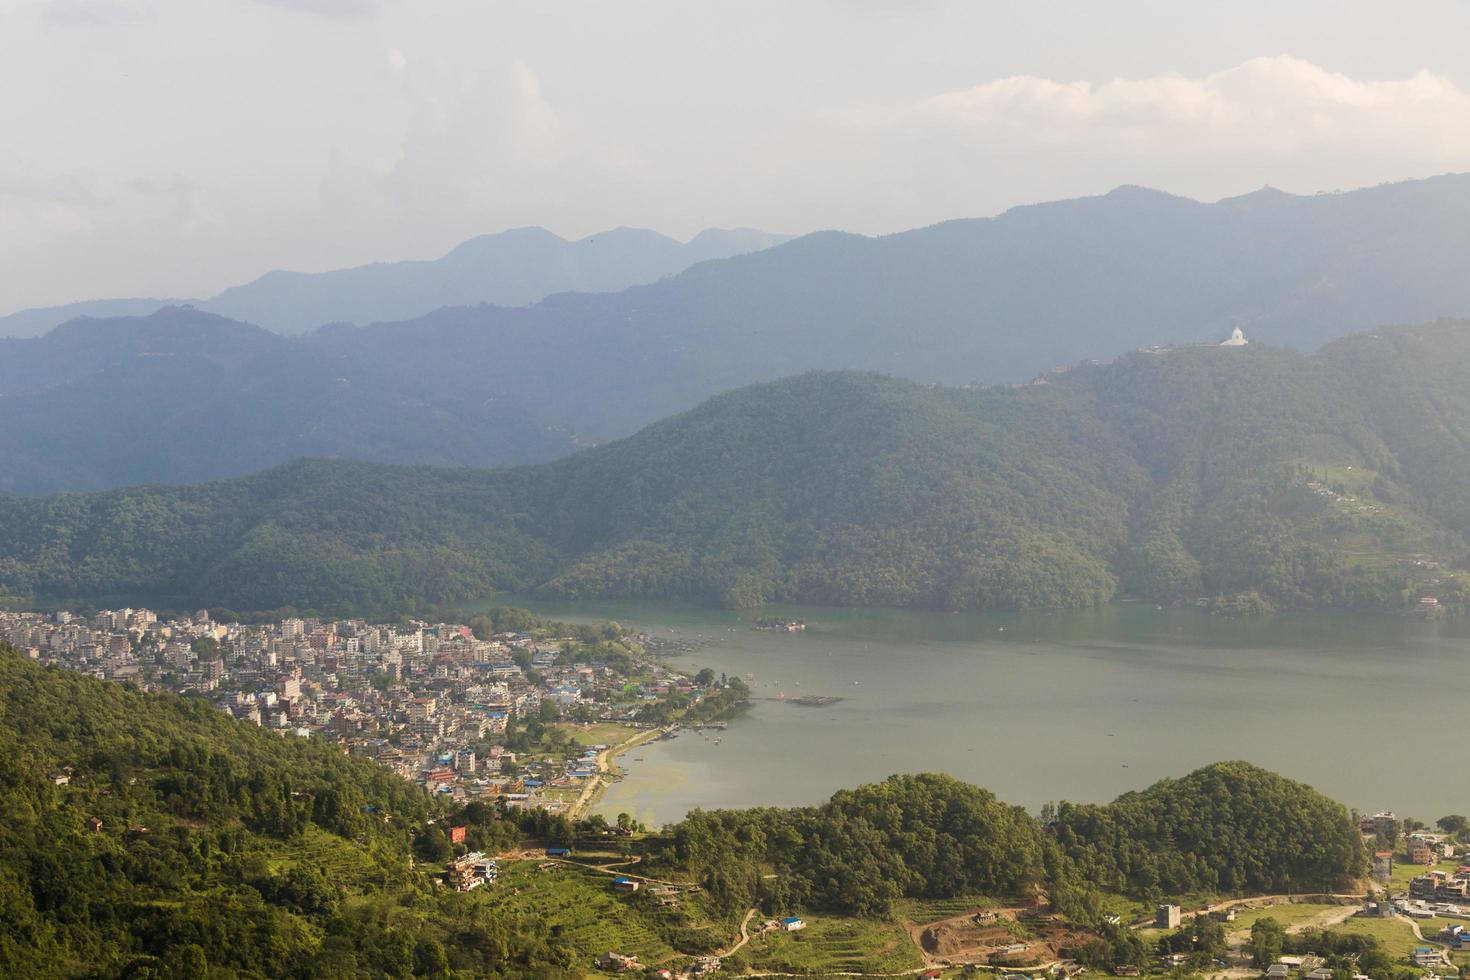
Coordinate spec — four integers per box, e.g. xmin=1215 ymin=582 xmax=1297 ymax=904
xmin=7 ymin=176 xmax=1470 ymax=493
xmin=4 ymin=320 xmax=1470 ymax=614
xmin=0 ymin=225 xmax=788 ymax=338
xmin=0 ymin=308 xmax=580 ymax=493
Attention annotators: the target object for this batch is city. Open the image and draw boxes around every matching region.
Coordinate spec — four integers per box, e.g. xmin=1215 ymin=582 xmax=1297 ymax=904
xmin=0 ymin=606 xmax=730 ymax=819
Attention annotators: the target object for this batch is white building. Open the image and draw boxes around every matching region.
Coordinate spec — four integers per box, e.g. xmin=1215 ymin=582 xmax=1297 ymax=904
xmin=1220 ymin=327 xmax=1249 ymax=346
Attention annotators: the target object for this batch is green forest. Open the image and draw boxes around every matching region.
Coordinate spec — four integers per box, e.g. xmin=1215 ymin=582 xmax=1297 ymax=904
xmin=651 ymin=762 xmax=1364 ymax=922
xmin=0 ymin=644 xmax=1371 ymax=977
xmin=5 ymin=320 xmax=1470 ymax=615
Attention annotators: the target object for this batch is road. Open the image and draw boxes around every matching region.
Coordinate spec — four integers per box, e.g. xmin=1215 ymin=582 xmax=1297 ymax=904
xmin=718 ymin=908 xmax=758 ymax=958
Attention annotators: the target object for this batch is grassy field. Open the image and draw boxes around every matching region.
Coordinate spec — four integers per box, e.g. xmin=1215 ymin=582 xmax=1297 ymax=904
xmin=1334 ymin=915 xmax=1428 ymax=959
xmin=742 ymin=914 xmax=924 ymax=976
xmin=1230 ymin=901 xmax=1346 ymax=932
xmin=554 ymin=721 xmax=640 ymax=748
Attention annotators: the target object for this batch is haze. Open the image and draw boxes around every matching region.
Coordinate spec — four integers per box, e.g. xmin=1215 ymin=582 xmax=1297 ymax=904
xmin=6 ymin=0 xmax=1470 ymax=314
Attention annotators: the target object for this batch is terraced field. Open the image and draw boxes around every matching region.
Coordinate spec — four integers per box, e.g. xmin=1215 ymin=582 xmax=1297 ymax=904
xmin=743 ymin=915 xmax=924 ymax=975
xmin=470 ymin=862 xmax=682 ymax=968
xmin=895 ymin=895 xmax=1000 ymax=925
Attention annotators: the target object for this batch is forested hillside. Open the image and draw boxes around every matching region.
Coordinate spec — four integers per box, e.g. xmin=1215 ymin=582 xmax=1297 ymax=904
xmin=4 ymin=321 xmax=1470 ymax=615
xmin=10 ymin=176 xmax=1470 ymax=492
xmin=0 ymin=644 xmax=582 ymax=978
xmin=653 ymin=763 xmax=1363 ymax=920
xmin=0 ymin=309 xmax=580 ymax=493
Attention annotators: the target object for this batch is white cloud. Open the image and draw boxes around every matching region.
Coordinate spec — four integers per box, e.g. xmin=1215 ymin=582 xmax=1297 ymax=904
xmin=858 ymin=56 xmax=1470 ymax=169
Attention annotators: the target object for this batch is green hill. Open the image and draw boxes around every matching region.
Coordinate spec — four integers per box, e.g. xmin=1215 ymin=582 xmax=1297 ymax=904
xmin=0 ymin=644 xmax=582 ymax=978
xmin=654 ymin=762 xmax=1364 ymax=919
xmin=4 ymin=321 xmax=1470 ymax=615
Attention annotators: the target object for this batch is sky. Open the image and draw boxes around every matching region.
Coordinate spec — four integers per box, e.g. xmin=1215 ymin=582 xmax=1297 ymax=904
xmin=5 ymin=0 xmax=1470 ymax=313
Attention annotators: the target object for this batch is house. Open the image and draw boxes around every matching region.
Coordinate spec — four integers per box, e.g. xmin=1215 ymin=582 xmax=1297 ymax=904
xmin=1156 ymin=904 xmax=1182 ymax=929
xmin=449 ymin=825 xmax=466 ymax=844
xmin=1209 ymin=908 xmax=1238 ymax=922
xmin=594 ymin=951 xmax=641 ymax=972
xmin=1306 ymin=969 xmax=1335 ymax=980
xmin=780 ymin=916 xmax=806 ymax=932
xmin=1162 ymin=953 xmax=1189 ymax=967
xmin=544 ymin=847 xmax=571 ymax=857
xmin=1411 ymin=841 xmax=1437 ymax=865
xmin=1373 ymin=850 xmax=1394 ymax=881
xmin=612 ymin=876 xmax=640 ymax=892
xmin=1413 ymin=946 xmax=1444 ymax=967
xmin=86 ymin=817 xmax=104 ymax=832
xmin=1112 ymin=967 xmax=1140 ymax=978
xmin=1264 ymin=964 xmax=1289 ymax=979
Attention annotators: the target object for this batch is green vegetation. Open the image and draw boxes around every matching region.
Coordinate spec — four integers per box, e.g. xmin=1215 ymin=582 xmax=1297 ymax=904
xmin=1047 ymin=761 xmax=1366 ymax=898
xmin=0 ymin=642 xmax=597 ymax=978
xmin=741 ymin=914 xmax=923 ymax=975
xmin=651 ymin=763 xmax=1364 ymax=925
xmin=10 ymin=323 xmax=1470 ymax=614
xmin=1288 ymin=920 xmax=1433 ymax=979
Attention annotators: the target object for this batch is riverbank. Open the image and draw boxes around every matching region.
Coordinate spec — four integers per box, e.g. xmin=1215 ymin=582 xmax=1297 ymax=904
xmin=570 ymin=724 xmax=672 ymax=822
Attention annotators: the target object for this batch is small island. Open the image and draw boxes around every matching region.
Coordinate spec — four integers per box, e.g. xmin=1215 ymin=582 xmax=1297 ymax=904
xmin=754 ymin=617 xmax=806 ymax=632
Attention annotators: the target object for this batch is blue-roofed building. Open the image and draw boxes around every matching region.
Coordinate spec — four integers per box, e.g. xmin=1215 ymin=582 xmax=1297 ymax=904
xmin=780 ymin=916 xmax=806 ymax=931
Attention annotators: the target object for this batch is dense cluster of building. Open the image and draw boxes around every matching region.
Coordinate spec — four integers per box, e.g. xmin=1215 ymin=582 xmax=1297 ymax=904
xmin=0 ymin=607 xmax=696 ymax=810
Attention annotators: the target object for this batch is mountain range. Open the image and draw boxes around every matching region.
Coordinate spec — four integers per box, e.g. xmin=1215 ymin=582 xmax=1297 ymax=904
xmin=0 ymin=226 xmax=788 ymax=338
xmin=8 ymin=175 xmax=1470 ymax=494
xmin=4 ymin=319 xmax=1469 ymax=615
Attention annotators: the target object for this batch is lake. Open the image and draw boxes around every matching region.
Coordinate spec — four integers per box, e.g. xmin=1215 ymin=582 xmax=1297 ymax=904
xmin=510 ymin=600 xmax=1467 ymax=827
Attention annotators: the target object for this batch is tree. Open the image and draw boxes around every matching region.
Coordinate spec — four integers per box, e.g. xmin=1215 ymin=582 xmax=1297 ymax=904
xmin=1250 ymin=917 xmax=1286 ymax=969
xmin=1437 ymin=815 xmax=1469 ymax=836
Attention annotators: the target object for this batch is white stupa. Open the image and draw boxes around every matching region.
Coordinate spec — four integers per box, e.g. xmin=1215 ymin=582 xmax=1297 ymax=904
xmin=1220 ymin=327 xmax=1248 ymax=346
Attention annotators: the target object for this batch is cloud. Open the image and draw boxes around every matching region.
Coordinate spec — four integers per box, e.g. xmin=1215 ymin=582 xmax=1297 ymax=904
xmin=38 ymin=0 xmax=154 ymax=28
xmin=797 ymin=55 xmax=1470 ymax=226
xmin=245 ymin=0 xmax=384 ymax=20
xmin=858 ymin=56 xmax=1470 ymax=168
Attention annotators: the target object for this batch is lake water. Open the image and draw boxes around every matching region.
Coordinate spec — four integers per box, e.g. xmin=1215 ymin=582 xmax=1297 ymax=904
xmin=509 ymin=600 xmax=1468 ymax=827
